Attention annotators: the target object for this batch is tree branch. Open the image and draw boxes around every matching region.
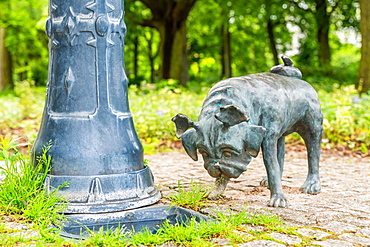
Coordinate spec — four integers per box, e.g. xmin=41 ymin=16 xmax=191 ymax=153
xmin=140 ymin=0 xmax=167 ymax=19
xmin=125 ymin=12 xmax=158 ymax=29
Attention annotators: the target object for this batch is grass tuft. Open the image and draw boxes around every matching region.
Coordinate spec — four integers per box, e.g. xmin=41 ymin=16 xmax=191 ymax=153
xmin=0 ymin=136 xmax=67 ymax=228
xmin=165 ymin=180 xmax=210 ymax=210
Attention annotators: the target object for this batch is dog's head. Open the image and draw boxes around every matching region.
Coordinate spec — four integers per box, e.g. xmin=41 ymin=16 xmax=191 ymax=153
xmin=172 ymin=105 xmax=266 ymax=179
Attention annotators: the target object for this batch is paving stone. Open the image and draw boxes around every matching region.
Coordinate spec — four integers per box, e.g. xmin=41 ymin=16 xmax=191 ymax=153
xmin=311 ymin=239 xmax=354 ymax=247
xmin=338 ymin=233 xmax=370 ymax=246
xmin=4 ymin=222 xmax=30 ymax=231
xmin=308 ymin=210 xmax=351 ymax=223
xmin=237 ymin=240 xmax=285 ymax=247
xmin=155 ymin=242 xmax=178 ymax=247
xmin=358 ymin=227 xmax=370 ymax=238
xmin=8 ymin=229 xmax=41 ymax=240
xmin=316 ymin=221 xmax=360 ymax=234
xmin=340 ymin=217 xmax=370 ymax=227
xmin=296 ymin=228 xmax=331 ymax=240
xmin=210 ymin=237 xmax=232 ymax=245
xmin=268 ymin=232 xmax=302 ymax=245
xmin=241 ymin=225 xmax=266 ymax=233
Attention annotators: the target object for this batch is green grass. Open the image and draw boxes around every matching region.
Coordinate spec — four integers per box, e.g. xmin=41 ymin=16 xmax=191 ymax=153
xmin=0 ymin=137 xmax=67 ymax=229
xmin=80 ymin=208 xmax=299 ymax=247
xmin=0 ymin=191 xmax=305 ymax=246
xmin=165 ymin=180 xmax=210 ymax=210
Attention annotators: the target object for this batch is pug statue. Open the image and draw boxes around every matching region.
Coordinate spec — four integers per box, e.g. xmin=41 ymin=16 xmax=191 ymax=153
xmin=172 ymin=56 xmax=323 ymax=207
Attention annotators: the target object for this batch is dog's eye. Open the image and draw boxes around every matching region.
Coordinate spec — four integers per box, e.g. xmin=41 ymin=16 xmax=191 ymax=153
xmin=199 ymin=149 xmax=209 ymax=157
xmin=202 ymin=152 xmax=209 ymax=157
xmin=222 ymin=150 xmax=232 ymax=157
xmin=224 ymin=152 xmax=232 ymax=157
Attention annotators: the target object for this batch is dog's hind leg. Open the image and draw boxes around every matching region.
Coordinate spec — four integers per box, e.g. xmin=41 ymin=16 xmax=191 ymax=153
xmin=299 ymin=121 xmax=323 ymax=194
xmin=277 ymin=136 xmax=286 ymax=178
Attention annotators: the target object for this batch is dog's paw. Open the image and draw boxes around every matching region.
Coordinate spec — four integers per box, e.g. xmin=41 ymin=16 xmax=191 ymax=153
xmin=268 ymin=194 xmax=288 ymax=208
xmin=301 ymin=177 xmax=321 ymax=194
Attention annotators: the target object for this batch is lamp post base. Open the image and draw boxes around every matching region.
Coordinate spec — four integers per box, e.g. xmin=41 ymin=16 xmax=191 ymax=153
xmin=59 ymin=205 xmax=213 ymax=239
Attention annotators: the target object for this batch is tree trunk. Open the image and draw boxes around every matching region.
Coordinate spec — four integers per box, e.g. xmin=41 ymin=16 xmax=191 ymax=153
xmin=315 ymin=0 xmax=331 ymax=67
xmin=267 ymin=20 xmax=279 ymax=65
xmin=356 ymin=0 xmax=370 ymax=94
xmin=0 ymin=27 xmax=13 ymax=91
xmin=170 ymin=20 xmax=189 ymax=86
xmin=158 ymin=19 xmax=189 ymax=86
xmin=133 ymin=36 xmax=139 ymax=77
xmin=146 ymin=31 xmax=157 ymax=83
xmin=221 ymin=21 xmax=232 ymax=78
xmin=130 ymin=0 xmax=196 ymax=86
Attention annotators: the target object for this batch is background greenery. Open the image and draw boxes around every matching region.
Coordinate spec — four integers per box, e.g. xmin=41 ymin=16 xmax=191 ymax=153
xmin=0 ymin=0 xmax=363 ymax=88
xmin=0 ymin=76 xmax=369 ymax=155
xmin=0 ymin=0 xmax=368 ymax=154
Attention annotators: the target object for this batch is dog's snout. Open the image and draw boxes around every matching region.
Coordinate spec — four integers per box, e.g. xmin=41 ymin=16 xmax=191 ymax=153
xmin=204 ymin=161 xmax=222 ymax=178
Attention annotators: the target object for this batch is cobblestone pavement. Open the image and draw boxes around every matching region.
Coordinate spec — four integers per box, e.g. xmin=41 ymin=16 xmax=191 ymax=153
xmin=0 ymin=149 xmax=369 ymax=246
xmin=147 ymin=150 xmax=370 ymax=247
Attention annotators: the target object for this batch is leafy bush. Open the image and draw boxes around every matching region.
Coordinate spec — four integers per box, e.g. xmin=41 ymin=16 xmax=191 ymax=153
xmin=129 ymin=85 xmax=204 ymax=142
xmin=319 ymin=85 xmax=370 ymax=152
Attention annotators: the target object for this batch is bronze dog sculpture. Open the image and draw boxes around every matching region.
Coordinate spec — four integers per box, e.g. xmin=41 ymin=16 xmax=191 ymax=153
xmin=172 ymin=57 xmax=323 ymax=207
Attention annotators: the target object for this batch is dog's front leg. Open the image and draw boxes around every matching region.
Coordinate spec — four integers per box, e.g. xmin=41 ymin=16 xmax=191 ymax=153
xmin=262 ymin=138 xmax=288 ymax=207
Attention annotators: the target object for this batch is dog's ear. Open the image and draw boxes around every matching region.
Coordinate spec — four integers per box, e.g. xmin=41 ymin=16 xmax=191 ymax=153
xmin=181 ymin=128 xmax=198 ymax=161
xmin=215 ymin=105 xmax=250 ymax=127
xmin=244 ymin=125 xmax=266 ymax=158
xmin=172 ymin=114 xmax=196 ymax=138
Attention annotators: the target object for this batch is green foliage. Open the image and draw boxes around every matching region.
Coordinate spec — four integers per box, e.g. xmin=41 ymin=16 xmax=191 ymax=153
xmin=1 ymin=79 xmax=370 ymax=154
xmin=301 ymin=42 xmax=360 ymax=91
xmin=0 ymin=136 xmax=67 ymax=228
xmin=0 ymin=80 xmax=44 ymax=142
xmin=128 ymin=84 xmax=204 ymax=148
xmin=319 ymin=85 xmax=370 ymax=151
xmin=0 ymin=0 xmax=49 ymax=85
xmin=165 ymin=180 xmax=210 ymax=210
xmin=0 ymin=0 xmax=363 ymax=90
xmin=0 ymin=93 xmax=24 ymax=129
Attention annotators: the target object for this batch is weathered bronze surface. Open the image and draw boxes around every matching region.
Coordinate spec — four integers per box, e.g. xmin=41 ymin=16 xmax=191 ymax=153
xmin=173 ymin=57 xmax=323 ymax=207
xmin=32 ymin=0 xmax=160 ymax=214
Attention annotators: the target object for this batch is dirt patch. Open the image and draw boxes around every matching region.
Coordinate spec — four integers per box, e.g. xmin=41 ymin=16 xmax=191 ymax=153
xmin=245 ymin=185 xmax=302 ymax=196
